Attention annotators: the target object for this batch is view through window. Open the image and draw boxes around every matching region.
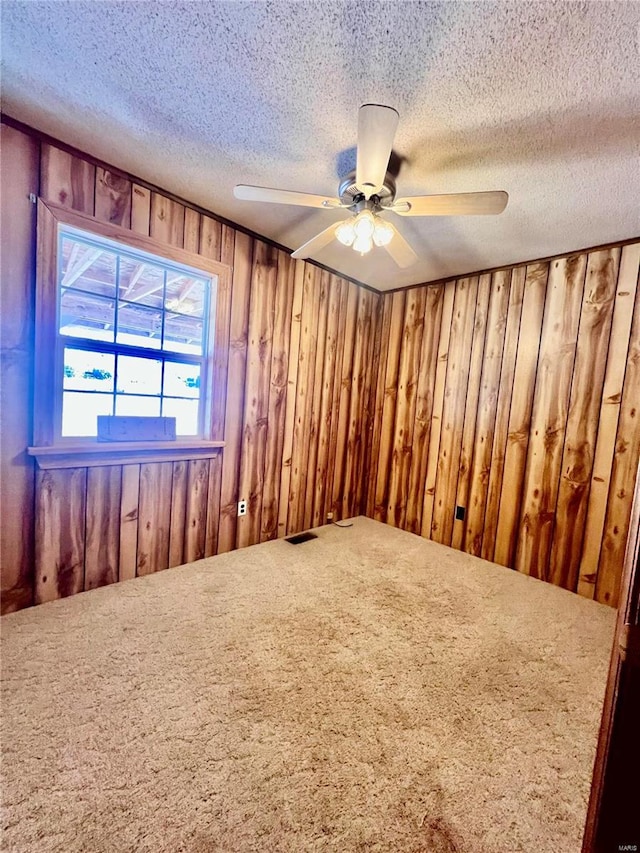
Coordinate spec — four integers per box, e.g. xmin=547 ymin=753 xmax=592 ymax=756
xmin=58 ymin=227 xmax=213 ymax=437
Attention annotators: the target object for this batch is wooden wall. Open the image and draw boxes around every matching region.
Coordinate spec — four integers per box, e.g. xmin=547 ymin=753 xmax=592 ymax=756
xmin=2 ymin=120 xmax=638 ymax=614
xmin=0 ymin=123 xmax=380 ymax=612
xmin=367 ymin=244 xmax=640 ymax=607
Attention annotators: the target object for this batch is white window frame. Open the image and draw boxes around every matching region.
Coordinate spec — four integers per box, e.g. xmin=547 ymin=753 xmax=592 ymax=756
xmin=30 ymin=200 xmax=230 ymax=467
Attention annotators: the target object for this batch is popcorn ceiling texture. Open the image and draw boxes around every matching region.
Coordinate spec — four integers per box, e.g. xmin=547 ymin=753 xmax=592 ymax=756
xmin=1 ymin=517 xmax=614 ymax=852
xmin=2 ymin=1 xmax=639 ymax=290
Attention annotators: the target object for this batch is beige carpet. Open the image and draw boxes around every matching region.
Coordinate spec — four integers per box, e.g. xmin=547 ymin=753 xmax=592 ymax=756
xmin=1 ymin=516 xmax=615 ymax=853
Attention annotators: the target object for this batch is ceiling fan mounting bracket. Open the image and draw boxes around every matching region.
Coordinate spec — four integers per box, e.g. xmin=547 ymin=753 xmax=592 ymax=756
xmin=338 ymin=170 xmax=396 ymax=209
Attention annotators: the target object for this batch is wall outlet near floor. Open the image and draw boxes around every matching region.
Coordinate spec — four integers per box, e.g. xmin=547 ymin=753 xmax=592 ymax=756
xmin=237 ymin=499 xmax=247 ymax=517
xmin=326 ymin=512 xmax=334 ymax=524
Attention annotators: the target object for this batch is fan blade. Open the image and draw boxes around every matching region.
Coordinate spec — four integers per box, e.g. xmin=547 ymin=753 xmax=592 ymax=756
xmin=355 ymin=104 xmax=399 ymax=200
xmin=391 ymin=190 xmax=508 ymax=216
xmin=234 ymin=185 xmax=343 ymax=209
xmin=291 ymin=223 xmax=339 ymax=260
xmin=384 ymin=223 xmax=418 ymax=269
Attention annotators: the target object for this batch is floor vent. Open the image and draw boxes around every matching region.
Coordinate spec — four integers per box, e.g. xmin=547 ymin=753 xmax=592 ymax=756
xmin=285 ymin=532 xmax=318 ymax=545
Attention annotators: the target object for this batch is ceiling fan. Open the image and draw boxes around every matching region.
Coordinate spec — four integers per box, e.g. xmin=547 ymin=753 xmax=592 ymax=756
xmin=234 ymin=104 xmax=508 ymax=269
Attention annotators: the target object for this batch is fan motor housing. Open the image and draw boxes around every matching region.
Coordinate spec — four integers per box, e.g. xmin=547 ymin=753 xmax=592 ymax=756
xmin=338 ymin=170 xmax=396 ymax=208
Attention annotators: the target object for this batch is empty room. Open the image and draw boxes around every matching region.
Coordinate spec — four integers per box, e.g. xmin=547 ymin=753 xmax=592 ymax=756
xmin=1 ymin=2 xmax=639 ymax=851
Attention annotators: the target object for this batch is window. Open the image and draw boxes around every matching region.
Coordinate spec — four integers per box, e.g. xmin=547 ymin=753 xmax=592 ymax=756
xmin=58 ymin=228 xmax=211 ymax=437
xmin=33 ymin=201 xmax=229 ymax=455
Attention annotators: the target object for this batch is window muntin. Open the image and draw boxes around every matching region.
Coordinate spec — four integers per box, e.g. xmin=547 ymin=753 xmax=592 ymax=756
xmin=56 ymin=226 xmax=214 ymax=439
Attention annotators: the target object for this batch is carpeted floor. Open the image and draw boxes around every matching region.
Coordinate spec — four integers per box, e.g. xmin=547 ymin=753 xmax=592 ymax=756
xmin=1 ymin=517 xmax=615 ymax=852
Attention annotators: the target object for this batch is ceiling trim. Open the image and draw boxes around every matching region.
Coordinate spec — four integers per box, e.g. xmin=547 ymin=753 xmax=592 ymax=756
xmin=3 ymin=113 xmax=638 ymax=297
xmin=383 ymin=234 xmax=640 ymax=294
xmin=0 ymin=112 xmax=380 ymax=295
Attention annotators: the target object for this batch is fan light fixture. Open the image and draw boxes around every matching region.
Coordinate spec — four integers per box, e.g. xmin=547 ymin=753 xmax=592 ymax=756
xmin=335 ymin=211 xmax=394 ymax=255
xmin=233 ymin=103 xmax=509 ymax=269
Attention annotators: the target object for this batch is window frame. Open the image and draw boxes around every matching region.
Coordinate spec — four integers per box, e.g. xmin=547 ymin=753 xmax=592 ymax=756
xmin=31 ymin=200 xmax=231 ymax=463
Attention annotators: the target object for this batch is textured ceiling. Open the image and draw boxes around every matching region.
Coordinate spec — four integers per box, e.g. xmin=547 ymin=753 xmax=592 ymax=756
xmin=2 ymin=1 xmax=640 ymax=291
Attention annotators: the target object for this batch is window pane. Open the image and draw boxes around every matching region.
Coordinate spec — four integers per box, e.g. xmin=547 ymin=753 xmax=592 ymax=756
xmin=61 ymin=236 xmax=117 ymax=298
xmin=164 ymin=314 xmax=203 ymax=355
xmin=64 ymin=348 xmax=114 ymax=392
xmin=119 ymin=257 xmax=165 ymax=309
xmin=116 ymin=355 xmax=162 ymax=396
xmin=60 ymin=289 xmax=115 ymax=342
xmin=117 ymin=304 xmax=162 ymax=350
xmin=162 ymin=397 xmax=199 ymax=436
xmin=62 ymin=392 xmax=113 ymax=437
xmin=163 ymin=361 xmax=201 ymax=399
xmin=115 ymin=395 xmax=161 ymax=417
xmin=165 ymin=274 xmax=206 ymax=318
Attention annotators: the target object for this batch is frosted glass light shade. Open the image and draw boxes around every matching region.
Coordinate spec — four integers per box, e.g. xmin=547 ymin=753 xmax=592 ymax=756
xmin=336 ymin=221 xmax=355 ymax=246
xmin=373 ymin=219 xmax=394 ymax=247
xmin=353 ymin=210 xmax=375 ymax=238
xmin=353 ymin=234 xmax=373 ymax=254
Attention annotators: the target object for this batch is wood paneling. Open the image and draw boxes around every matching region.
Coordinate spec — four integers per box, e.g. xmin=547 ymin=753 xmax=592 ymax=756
xmin=35 ymin=468 xmax=87 ymax=603
xmin=2 ymin=128 xmax=379 ymax=609
xmin=370 ymin=244 xmax=640 ymax=605
xmin=0 ymin=124 xmax=38 ymax=613
xmin=94 ymin=168 xmax=132 ymax=227
xmin=85 ymin=465 xmax=121 ymax=589
xmin=3 ymin=123 xmax=637 ymax=612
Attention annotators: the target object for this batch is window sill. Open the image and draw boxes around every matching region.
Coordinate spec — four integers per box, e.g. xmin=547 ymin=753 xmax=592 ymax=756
xmin=28 ymin=440 xmax=225 ymax=470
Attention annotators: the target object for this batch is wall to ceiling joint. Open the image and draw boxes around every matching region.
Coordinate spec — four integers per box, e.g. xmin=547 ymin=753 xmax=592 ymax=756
xmin=1 ymin=120 xmax=639 ymax=613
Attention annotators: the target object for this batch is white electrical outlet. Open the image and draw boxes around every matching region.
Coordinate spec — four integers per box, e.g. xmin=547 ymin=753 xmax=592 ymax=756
xmin=237 ymin=499 xmax=247 ymax=517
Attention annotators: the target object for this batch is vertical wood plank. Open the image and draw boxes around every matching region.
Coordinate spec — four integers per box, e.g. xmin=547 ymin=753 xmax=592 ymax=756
xmin=431 ymin=276 xmax=479 ymax=545
xmin=0 ymin=124 xmax=38 ymax=613
xmin=94 ymin=167 xmax=132 ymax=227
xmin=261 ymin=250 xmax=295 ymax=541
xmin=210 ymin=229 xmax=235 ymax=441
xmin=357 ymin=291 xmax=381 ymax=518
xmin=303 ymin=270 xmax=329 ymax=528
xmin=548 ymin=248 xmax=620 ymax=590
xmin=373 ymin=291 xmax=406 ymax=521
xmin=150 ymin=193 xmax=185 ymax=248
xmin=35 ymin=468 xmax=87 ymax=603
xmin=491 ymin=264 xmax=547 ymax=565
xmin=365 ymin=292 xmax=393 ymax=517
xmin=578 ymin=243 xmax=640 ymax=597
xmin=515 ymin=254 xmax=587 ymax=579
xmin=451 ymin=272 xmax=493 ymax=550
xmin=137 ymin=462 xmax=173 ymax=575
xmin=205 ymin=451 xmax=223 ymax=557
xmin=346 ymin=289 xmax=375 ymax=519
xmin=200 ymin=215 xmax=223 ymax=261
xmin=236 ymin=241 xmax=277 ymax=547
xmin=183 ymin=207 xmax=201 ymax=254
xmin=288 ymin=264 xmax=317 ymax=531
xmin=323 ymin=279 xmax=350 ymax=525
xmin=313 ymin=274 xmax=342 ymax=526
xmin=218 ymin=232 xmax=253 ymax=553
xmin=40 ymin=144 xmax=95 ymax=214
xmin=277 ymin=260 xmax=305 ymax=537
xmin=168 ymin=460 xmax=188 ymax=568
xmin=184 ymin=458 xmax=210 ymax=562
xmin=386 ymin=287 xmax=427 ymax=528
xmin=461 ymin=270 xmax=512 ymax=555
xmin=421 ymin=283 xmax=456 ymax=537
xmin=405 ymin=285 xmax=444 ymax=535
xmin=119 ymin=464 xmax=140 ymax=582
xmin=84 ymin=465 xmax=122 ymax=590
xmin=131 ymin=184 xmax=151 ymax=235
xmin=330 ymin=282 xmax=359 ymax=519
xmin=596 ymin=283 xmax=640 ymax=606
